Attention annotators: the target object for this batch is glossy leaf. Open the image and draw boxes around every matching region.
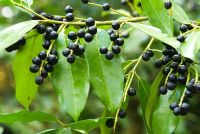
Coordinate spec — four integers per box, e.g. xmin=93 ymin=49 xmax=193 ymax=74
xmin=172 ymin=1 xmax=191 ymax=24
xmin=141 ymin=0 xmax=173 ymax=35
xmin=128 ymin=23 xmax=180 ymax=49
xmin=13 ymin=34 xmax=43 ymax=109
xmin=0 ymin=110 xmax=56 ymax=124
xmin=0 ymin=20 xmax=38 ymax=50
xmin=151 ymin=86 xmax=184 ymax=133
xmin=85 ymin=29 xmax=124 ymax=114
xmin=145 ymin=70 xmax=164 ymax=128
xmin=180 ymin=30 xmax=200 ymax=62
xmin=137 ymin=78 xmax=151 ymax=132
xmin=69 ymin=117 xmax=110 ymax=133
xmin=51 ymin=30 xmax=90 ymax=121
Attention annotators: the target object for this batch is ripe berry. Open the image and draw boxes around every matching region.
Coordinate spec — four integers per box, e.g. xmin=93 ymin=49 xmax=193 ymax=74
xmin=62 ymin=48 xmax=71 ymax=57
xmin=176 ymin=35 xmax=185 ymax=43
xmin=51 ymin=49 xmax=58 ymax=56
xmin=146 ymin=50 xmax=154 ymax=57
xmin=38 ymin=51 xmax=47 ymax=60
xmin=121 ymin=0 xmax=127 ymax=5
xmin=178 ymin=65 xmax=187 ymax=74
xmin=67 ymin=54 xmax=75 ymax=64
xmin=35 ymin=76 xmax=44 ymax=85
xmin=49 ymin=31 xmax=58 ymax=40
xmin=32 ymin=57 xmax=42 ymax=65
xmin=43 ymin=40 xmax=51 ymax=50
xmin=107 ymin=29 xmax=114 ymax=35
xmin=118 ymin=110 xmax=126 ymax=119
xmin=44 ymin=34 xmax=51 ymax=40
xmin=159 ymin=86 xmax=167 ymax=95
xmin=106 ymin=118 xmax=114 ymax=128
xmin=31 ymin=14 xmax=39 ymax=20
xmin=128 ymin=88 xmax=136 ymax=96
xmin=164 ymin=2 xmax=172 ymax=9
xmin=76 ymin=45 xmax=85 ymax=55
xmin=112 ymin=21 xmax=120 ymax=30
xmin=178 ymin=75 xmax=187 ymax=84
xmin=112 ymin=45 xmax=121 ymax=54
xmin=166 ymin=82 xmax=176 ymax=90
xmin=168 ymin=74 xmax=177 ymax=83
xmin=172 ymin=54 xmax=181 ymax=62
xmin=115 ymin=38 xmax=124 ymax=46
xmin=65 ymin=6 xmax=73 ymax=13
xmin=170 ymin=102 xmax=178 ymax=110
xmin=68 ymin=31 xmax=77 ymax=40
xmin=186 ymin=82 xmax=194 ymax=91
xmin=142 ymin=53 xmax=150 ymax=61
xmin=84 ymin=33 xmax=93 ymax=42
xmin=194 ymin=83 xmax=200 ymax=93
xmin=180 ymin=24 xmax=188 ymax=33
xmin=173 ymin=107 xmax=181 ymax=116
xmin=81 ymin=0 xmax=89 ymax=4
xmin=40 ymin=12 xmax=48 ymax=18
xmin=37 ymin=24 xmax=46 ymax=34
xmin=105 ymin=52 xmax=114 ymax=60
xmin=86 ymin=17 xmax=95 ymax=27
xmin=44 ymin=64 xmax=53 ymax=72
xmin=154 ymin=59 xmax=163 ymax=68
xmin=46 ymin=27 xmax=54 ymax=34
xmin=110 ymin=33 xmax=118 ymax=41
xmin=87 ymin=26 xmax=97 ymax=35
xmin=181 ymin=102 xmax=190 ymax=113
xmin=66 ymin=13 xmax=74 ymax=21
xmin=163 ymin=67 xmax=170 ymax=75
xmin=77 ymin=29 xmax=85 ymax=38
xmin=54 ymin=16 xmax=63 ymax=21
xmin=47 ymin=54 xmax=58 ymax=65
xmin=162 ymin=56 xmax=171 ymax=65
xmin=103 ymin=3 xmax=111 ymax=11
xmin=100 ymin=47 xmax=108 ymax=54
xmin=30 ymin=64 xmax=39 ymax=73
xmin=41 ymin=69 xmax=48 ymax=78
xmin=170 ymin=62 xmax=179 ymax=70
xmin=185 ymin=90 xmax=194 ymax=98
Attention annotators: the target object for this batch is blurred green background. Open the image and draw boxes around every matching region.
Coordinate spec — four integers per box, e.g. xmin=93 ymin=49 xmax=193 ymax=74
xmin=0 ymin=0 xmax=200 ymax=134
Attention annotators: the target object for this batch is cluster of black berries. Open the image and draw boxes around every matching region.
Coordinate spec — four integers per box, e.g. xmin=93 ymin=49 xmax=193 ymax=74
xmin=142 ymin=50 xmax=154 ymax=61
xmin=62 ymin=43 xmax=85 ymax=64
xmin=99 ymin=21 xmax=124 ymax=60
xmin=152 ymin=43 xmax=200 ymax=116
xmin=5 ymin=37 xmax=26 ymax=52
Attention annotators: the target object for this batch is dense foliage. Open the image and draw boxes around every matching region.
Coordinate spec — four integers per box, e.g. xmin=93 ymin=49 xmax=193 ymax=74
xmin=0 ymin=0 xmax=200 ymax=134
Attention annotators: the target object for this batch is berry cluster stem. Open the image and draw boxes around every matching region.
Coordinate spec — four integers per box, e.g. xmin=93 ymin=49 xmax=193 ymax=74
xmin=113 ymin=38 xmax=154 ymax=132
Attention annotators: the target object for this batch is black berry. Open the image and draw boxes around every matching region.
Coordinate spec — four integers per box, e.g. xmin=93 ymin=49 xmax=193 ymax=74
xmin=49 ymin=31 xmax=58 ymax=40
xmin=180 ymin=24 xmax=188 ymax=33
xmin=86 ymin=17 xmax=95 ymax=27
xmin=43 ymin=40 xmax=51 ymax=50
xmin=118 ymin=110 xmax=126 ymax=119
xmin=77 ymin=29 xmax=85 ymax=38
xmin=173 ymin=107 xmax=181 ymax=116
xmin=112 ymin=21 xmax=120 ymax=30
xmin=177 ymin=35 xmax=185 ymax=43
xmin=37 ymin=24 xmax=46 ymax=34
xmin=110 ymin=33 xmax=118 ymax=41
xmin=41 ymin=69 xmax=48 ymax=78
xmin=112 ymin=45 xmax=121 ymax=54
xmin=47 ymin=54 xmax=58 ymax=65
xmin=38 ymin=51 xmax=47 ymax=60
xmin=68 ymin=31 xmax=77 ymax=40
xmin=66 ymin=13 xmax=74 ymax=21
xmin=84 ymin=33 xmax=93 ymax=42
xmin=170 ymin=102 xmax=178 ymax=110
xmin=32 ymin=57 xmax=42 ymax=65
xmin=100 ymin=47 xmax=108 ymax=54
xmin=106 ymin=118 xmax=114 ymax=128
xmin=67 ymin=54 xmax=75 ymax=64
xmin=166 ymin=82 xmax=176 ymax=90
xmin=128 ymin=88 xmax=136 ymax=96
xmin=178 ymin=75 xmax=187 ymax=84
xmin=81 ymin=0 xmax=89 ymax=4
xmin=159 ymin=86 xmax=167 ymax=95
xmin=142 ymin=53 xmax=150 ymax=61
xmin=35 ymin=76 xmax=44 ymax=85
xmin=62 ymin=48 xmax=71 ymax=57
xmin=115 ymin=38 xmax=124 ymax=46
xmin=105 ymin=52 xmax=114 ymax=60
xmin=172 ymin=54 xmax=181 ymax=62
xmin=168 ymin=74 xmax=177 ymax=83
xmin=154 ymin=60 xmax=163 ymax=68
xmin=103 ymin=3 xmax=111 ymax=11
xmin=87 ymin=26 xmax=97 ymax=35
xmin=44 ymin=64 xmax=53 ymax=72
xmin=178 ymin=65 xmax=187 ymax=74
xmin=163 ymin=67 xmax=170 ymax=75
xmin=30 ymin=64 xmax=39 ymax=73
xmin=65 ymin=6 xmax=73 ymax=13
xmin=164 ymin=2 xmax=172 ymax=9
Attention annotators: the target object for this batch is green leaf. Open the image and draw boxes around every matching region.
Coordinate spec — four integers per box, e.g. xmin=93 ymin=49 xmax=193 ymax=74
xmin=128 ymin=23 xmax=180 ymax=49
xmin=38 ymin=128 xmax=73 ymax=134
xmin=13 ymin=34 xmax=43 ymax=109
xmin=0 ymin=20 xmax=38 ymax=50
xmin=85 ymin=29 xmax=124 ymax=114
xmin=172 ymin=1 xmax=191 ymax=24
xmin=51 ymin=30 xmax=90 ymax=121
xmin=137 ymin=78 xmax=151 ymax=132
xmin=145 ymin=70 xmax=164 ymax=128
xmin=69 ymin=117 xmax=110 ymax=133
xmin=180 ymin=30 xmax=200 ymax=62
xmin=141 ymin=0 xmax=173 ymax=35
xmin=22 ymin=0 xmax=33 ymax=7
xmin=151 ymin=86 xmax=184 ymax=133
xmin=0 ymin=110 xmax=56 ymax=124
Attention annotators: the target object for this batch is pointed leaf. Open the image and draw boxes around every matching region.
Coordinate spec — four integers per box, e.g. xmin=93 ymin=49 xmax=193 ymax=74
xmin=69 ymin=117 xmax=110 ymax=133
xmin=0 ymin=20 xmax=38 ymax=50
xmin=51 ymin=31 xmax=90 ymax=121
xmin=141 ymin=0 xmax=173 ymax=35
xmin=172 ymin=1 xmax=191 ymax=24
xmin=13 ymin=34 xmax=43 ymax=109
xmin=145 ymin=70 xmax=164 ymax=128
xmin=85 ymin=29 xmax=124 ymax=114
xmin=128 ymin=23 xmax=180 ymax=49
xmin=0 ymin=110 xmax=56 ymax=124
xmin=180 ymin=30 xmax=200 ymax=62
